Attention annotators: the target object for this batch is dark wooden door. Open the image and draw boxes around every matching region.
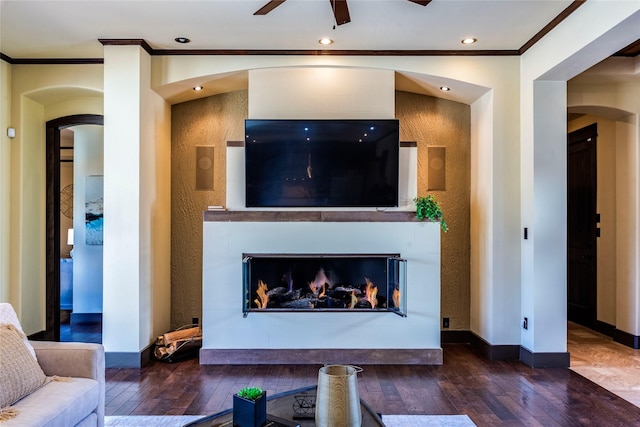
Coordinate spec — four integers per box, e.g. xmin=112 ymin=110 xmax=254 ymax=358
xmin=567 ymin=123 xmax=597 ymax=328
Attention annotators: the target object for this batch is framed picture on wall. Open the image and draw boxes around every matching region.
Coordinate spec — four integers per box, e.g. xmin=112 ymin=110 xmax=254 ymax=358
xmin=85 ymin=175 xmax=104 ymax=245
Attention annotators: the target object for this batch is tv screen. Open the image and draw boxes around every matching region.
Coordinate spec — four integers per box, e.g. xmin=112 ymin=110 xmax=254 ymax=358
xmin=245 ymin=119 xmax=399 ymax=208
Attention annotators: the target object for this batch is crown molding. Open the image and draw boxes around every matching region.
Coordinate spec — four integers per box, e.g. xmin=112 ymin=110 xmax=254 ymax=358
xmin=1 ymin=56 xmax=103 ymax=65
xmin=99 ymin=39 xmax=154 ymax=55
xmin=151 ymin=48 xmax=520 ymax=56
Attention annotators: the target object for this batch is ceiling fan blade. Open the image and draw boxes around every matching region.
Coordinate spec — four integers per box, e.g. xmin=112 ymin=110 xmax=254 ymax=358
xmin=407 ymin=0 xmax=432 ymax=5
xmin=329 ymin=0 xmax=351 ymax=26
xmin=254 ymin=0 xmax=286 ymax=15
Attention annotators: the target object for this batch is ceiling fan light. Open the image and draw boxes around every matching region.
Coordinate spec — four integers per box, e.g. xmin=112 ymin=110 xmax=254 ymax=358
xmin=461 ymin=37 xmax=477 ymax=45
xmin=319 ymin=38 xmax=334 ymax=45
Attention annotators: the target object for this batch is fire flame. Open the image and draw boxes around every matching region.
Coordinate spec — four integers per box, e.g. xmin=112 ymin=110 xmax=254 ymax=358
xmin=254 ymin=280 xmax=269 ymax=308
xmin=365 ymin=278 xmax=378 ymax=309
xmin=308 ymin=268 xmax=329 ymax=295
xmin=350 ymin=291 xmax=357 ymax=309
xmin=392 ymin=287 xmax=400 ymax=308
xmin=319 ymin=283 xmax=326 ymax=298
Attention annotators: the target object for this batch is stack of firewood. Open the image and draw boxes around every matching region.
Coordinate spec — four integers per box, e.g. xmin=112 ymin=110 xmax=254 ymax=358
xmin=154 ymin=326 xmax=202 ymax=361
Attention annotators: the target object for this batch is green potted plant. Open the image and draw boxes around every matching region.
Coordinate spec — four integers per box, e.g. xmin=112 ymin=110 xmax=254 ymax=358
xmin=414 ymin=195 xmax=449 ymax=232
xmin=233 ymin=386 xmax=267 ymax=427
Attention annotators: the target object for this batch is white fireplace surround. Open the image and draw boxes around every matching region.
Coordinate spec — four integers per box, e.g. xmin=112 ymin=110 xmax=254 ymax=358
xmin=201 ymin=212 xmax=442 ymax=364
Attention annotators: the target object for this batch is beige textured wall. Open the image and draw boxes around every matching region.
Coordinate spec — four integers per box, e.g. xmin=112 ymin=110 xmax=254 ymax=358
xmin=170 ymin=89 xmax=470 ymax=330
xmin=171 ymin=90 xmax=247 ymax=327
xmin=396 ymin=91 xmax=471 ymax=330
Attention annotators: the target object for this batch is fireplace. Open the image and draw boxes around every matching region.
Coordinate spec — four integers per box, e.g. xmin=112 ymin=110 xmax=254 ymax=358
xmin=242 ymin=254 xmax=407 ymax=316
xmin=202 ymin=212 xmax=442 ymax=365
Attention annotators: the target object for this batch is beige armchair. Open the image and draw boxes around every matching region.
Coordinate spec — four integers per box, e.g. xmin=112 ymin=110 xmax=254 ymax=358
xmin=5 ymin=340 xmax=105 ymax=427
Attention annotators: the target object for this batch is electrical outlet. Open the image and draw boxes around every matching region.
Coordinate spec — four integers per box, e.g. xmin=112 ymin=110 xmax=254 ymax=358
xmin=522 ymin=317 xmax=528 ymax=330
xmin=192 ymin=317 xmax=199 ymax=325
xmin=443 ymin=317 xmax=450 ymax=328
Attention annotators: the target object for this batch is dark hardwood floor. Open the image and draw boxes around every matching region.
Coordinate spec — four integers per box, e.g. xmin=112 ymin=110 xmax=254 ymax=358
xmin=104 ymin=343 xmax=640 ymax=426
xmin=62 ymin=321 xmax=640 ymax=425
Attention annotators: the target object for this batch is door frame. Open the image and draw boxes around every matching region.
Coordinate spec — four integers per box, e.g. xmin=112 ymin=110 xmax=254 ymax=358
xmin=44 ymin=114 xmax=103 ymax=341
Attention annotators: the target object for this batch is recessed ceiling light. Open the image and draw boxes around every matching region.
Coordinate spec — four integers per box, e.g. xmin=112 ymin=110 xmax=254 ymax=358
xmin=461 ymin=37 xmax=477 ymax=45
xmin=193 ymin=86 xmax=203 ymax=91
xmin=175 ymin=37 xmax=191 ymax=44
xmin=319 ymin=38 xmax=334 ymax=45
xmin=440 ymin=86 xmax=451 ymax=92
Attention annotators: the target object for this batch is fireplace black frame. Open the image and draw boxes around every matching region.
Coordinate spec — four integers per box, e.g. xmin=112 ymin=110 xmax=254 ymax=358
xmin=242 ymin=253 xmax=407 ymax=317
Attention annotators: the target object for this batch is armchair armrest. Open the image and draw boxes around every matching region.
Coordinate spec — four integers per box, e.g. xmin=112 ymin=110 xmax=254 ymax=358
xmin=30 ymin=341 xmax=104 ymax=381
xmin=30 ymin=341 xmax=105 ymax=427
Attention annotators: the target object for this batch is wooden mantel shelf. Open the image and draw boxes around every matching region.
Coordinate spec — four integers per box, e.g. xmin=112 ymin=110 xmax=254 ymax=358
xmin=203 ymin=210 xmax=427 ymax=222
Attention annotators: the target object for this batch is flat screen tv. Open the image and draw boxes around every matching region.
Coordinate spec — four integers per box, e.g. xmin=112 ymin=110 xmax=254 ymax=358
xmin=245 ymin=119 xmax=399 ymax=208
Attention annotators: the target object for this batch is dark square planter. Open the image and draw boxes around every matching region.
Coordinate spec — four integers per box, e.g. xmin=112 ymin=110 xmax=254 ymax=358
xmin=233 ymin=390 xmax=267 ymax=427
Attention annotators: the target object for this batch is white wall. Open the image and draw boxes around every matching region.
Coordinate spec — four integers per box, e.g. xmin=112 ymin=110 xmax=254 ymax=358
xmin=103 ymin=45 xmax=172 ymax=355
xmin=103 ymin=46 xmax=144 ymax=352
xmin=615 ymin=116 xmax=640 ymax=335
xmin=249 ymin=68 xmax=395 ymax=119
xmin=72 ymin=125 xmax=104 ymax=315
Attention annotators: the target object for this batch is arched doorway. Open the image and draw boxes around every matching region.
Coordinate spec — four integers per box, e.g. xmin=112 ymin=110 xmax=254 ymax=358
xmin=566 ymin=105 xmax=639 ymax=345
xmin=44 ymin=114 xmax=103 ymax=341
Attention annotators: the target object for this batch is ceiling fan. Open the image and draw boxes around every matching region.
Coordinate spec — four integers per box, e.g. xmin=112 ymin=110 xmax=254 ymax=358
xmin=254 ymin=0 xmax=432 ymax=26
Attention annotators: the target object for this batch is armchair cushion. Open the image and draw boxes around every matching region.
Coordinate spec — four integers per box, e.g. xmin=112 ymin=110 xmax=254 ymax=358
xmin=3 ymin=377 xmax=99 ymax=427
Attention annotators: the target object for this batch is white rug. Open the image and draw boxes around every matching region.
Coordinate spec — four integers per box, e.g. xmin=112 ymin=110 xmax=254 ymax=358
xmin=383 ymin=414 xmax=476 ymax=426
xmin=105 ymin=414 xmax=476 ymax=426
xmin=105 ymin=416 xmax=204 ymax=426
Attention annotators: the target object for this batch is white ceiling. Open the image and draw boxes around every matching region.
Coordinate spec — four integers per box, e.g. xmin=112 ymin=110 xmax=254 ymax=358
xmin=1 ymin=0 xmax=637 ymax=106
xmin=0 ymin=0 xmax=576 ymax=58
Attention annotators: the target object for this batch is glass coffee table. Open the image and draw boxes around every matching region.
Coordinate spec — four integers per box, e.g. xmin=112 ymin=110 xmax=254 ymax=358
xmin=184 ymin=385 xmax=385 ymax=427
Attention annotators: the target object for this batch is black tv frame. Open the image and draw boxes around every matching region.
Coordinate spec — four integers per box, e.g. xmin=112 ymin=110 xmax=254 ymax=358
xmin=244 ymin=119 xmax=400 ymax=208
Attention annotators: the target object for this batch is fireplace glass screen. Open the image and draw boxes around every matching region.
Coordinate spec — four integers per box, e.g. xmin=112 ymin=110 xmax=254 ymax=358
xmin=242 ymin=254 xmax=407 ymax=316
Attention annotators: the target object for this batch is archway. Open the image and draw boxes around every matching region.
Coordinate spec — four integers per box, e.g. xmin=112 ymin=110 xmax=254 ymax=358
xmin=566 ymin=104 xmax=639 ymax=345
xmin=44 ymin=114 xmax=103 ymax=341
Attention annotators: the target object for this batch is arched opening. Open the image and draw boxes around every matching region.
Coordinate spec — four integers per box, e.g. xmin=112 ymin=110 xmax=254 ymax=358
xmin=44 ymin=114 xmax=103 ymax=341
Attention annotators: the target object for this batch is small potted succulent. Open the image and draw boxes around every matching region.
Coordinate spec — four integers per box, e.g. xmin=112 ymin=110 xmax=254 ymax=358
xmin=233 ymin=386 xmax=267 ymax=427
xmin=414 ymin=195 xmax=449 ymax=232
